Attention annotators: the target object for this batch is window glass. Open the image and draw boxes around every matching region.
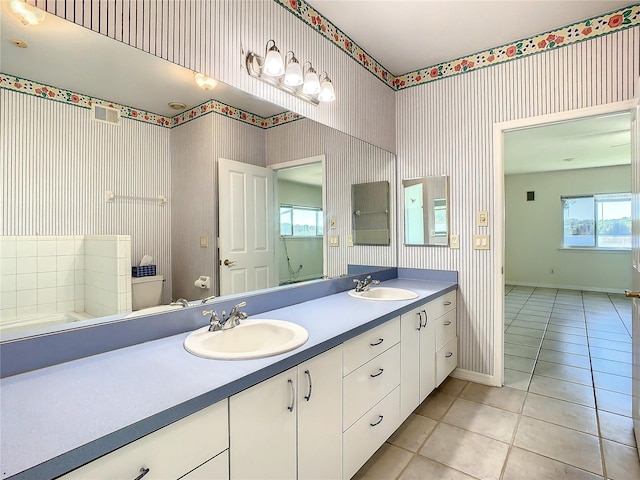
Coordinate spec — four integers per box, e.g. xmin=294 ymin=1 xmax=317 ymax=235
xmin=562 ymin=196 xmax=594 ymax=247
xmin=280 ymin=205 xmax=323 ymax=237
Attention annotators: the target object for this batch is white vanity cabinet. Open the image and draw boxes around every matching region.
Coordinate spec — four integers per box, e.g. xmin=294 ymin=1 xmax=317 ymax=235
xmin=229 ymin=346 xmax=343 ymax=480
xmin=342 ymin=317 xmax=401 ymax=479
xmin=60 ymin=399 xmax=229 ymax=480
xmin=400 ymin=290 xmax=457 ymax=419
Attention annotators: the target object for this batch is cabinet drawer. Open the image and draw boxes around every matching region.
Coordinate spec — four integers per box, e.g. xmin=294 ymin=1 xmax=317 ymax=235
xmin=343 ymin=387 xmax=400 ymax=480
xmin=436 ymin=337 xmax=458 ymax=387
xmin=61 ymin=400 xmax=228 ymax=480
xmin=425 ymin=290 xmax=456 ymax=320
xmin=435 ymin=309 xmax=457 ymax=350
xmin=179 ymin=450 xmax=229 ymax=480
xmin=343 ymin=344 xmax=400 ymax=428
xmin=343 ymin=317 xmax=400 ymax=375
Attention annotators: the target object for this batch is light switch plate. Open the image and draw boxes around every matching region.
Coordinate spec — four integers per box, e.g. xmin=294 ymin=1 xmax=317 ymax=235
xmin=346 ymin=234 xmax=354 ymax=247
xmin=450 ymin=234 xmax=460 ymax=249
xmin=477 ymin=211 xmax=488 ymax=227
xmin=200 ymin=235 xmax=208 ymax=248
xmin=329 ymin=235 xmax=340 ymax=247
xmin=473 ymin=234 xmax=490 ymax=250
xmin=329 ymin=217 xmax=337 ymax=229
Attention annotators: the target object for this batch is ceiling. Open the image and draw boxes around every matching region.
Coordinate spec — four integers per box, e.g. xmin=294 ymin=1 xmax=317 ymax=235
xmin=307 ymin=0 xmax=635 ymax=75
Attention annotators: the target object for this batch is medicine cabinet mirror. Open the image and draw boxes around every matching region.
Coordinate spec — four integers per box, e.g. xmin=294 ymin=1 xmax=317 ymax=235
xmin=402 ymin=175 xmax=450 ymax=246
xmin=351 ymin=181 xmax=390 ymax=246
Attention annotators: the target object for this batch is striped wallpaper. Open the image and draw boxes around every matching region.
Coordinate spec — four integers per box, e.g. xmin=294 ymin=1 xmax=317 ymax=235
xmin=396 ymin=27 xmax=640 ymax=376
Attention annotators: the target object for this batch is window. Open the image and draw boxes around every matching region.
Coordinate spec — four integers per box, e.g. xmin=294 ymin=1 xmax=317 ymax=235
xmin=280 ymin=205 xmax=323 ymax=237
xmin=562 ymin=193 xmax=631 ymax=249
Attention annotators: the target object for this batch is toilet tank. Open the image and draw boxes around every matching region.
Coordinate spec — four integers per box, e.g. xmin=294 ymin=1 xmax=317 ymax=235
xmin=131 ymin=275 xmax=164 ymax=310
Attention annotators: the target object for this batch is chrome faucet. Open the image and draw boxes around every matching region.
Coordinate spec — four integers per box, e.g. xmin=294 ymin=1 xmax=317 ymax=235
xmin=353 ymin=275 xmax=380 ymax=292
xmin=170 ymin=298 xmax=190 ymax=307
xmin=203 ymin=301 xmax=248 ymax=331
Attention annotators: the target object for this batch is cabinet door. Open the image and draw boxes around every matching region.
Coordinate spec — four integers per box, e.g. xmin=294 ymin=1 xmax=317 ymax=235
xmin=400 ymin=306 xmax=422 ymax=419
xmin=230 ymin=368 xmax=297 ymax=480
xmin=179 ymin=451 xmax=229 ymax=480
xmin=419 ymin=311 xmax=436 ymax=402
xmin=297 ymin=346 xmax=343 ymax=480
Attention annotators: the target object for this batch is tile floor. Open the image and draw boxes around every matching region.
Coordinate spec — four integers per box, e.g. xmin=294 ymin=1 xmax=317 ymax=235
xmin=354 ymin=286 xmax=639 ymax=479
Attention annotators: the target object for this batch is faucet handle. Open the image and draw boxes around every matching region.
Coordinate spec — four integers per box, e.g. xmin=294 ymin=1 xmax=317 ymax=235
xmin=201 ymin=295 xmax=216 ymax=304
xmin=202 ymin=310 xmax=214 ymax=316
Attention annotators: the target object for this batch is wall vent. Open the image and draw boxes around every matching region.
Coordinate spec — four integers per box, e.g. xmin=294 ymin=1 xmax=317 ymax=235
xmin=92 ymin=104 xmax=121 ymax=126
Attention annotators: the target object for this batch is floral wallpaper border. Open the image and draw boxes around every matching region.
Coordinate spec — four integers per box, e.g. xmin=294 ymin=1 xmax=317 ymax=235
xmin=0 ymin=74 xmax=300 ymax=130
xmin=277 ymin=0 xmax=640 ymax=90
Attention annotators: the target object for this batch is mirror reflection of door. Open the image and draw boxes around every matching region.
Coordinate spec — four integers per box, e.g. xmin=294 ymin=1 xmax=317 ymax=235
xmin=404 ymin=183 xmax=425 ymax=244
xmin=273 ymin=158 xmax=325 ymax=286
xmin=218 ymin=158 xmax=276 ymax=296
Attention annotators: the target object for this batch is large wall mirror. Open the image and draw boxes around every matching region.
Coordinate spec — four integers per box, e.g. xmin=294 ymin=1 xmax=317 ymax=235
xmin=0 ymin=10 xmax=396 ymax=340
xmin=403 ymin=175 xmax=450 ymax=246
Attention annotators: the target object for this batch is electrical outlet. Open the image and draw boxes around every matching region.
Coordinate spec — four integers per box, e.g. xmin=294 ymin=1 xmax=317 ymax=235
xmin=199 ymin=235 xmax=208 ymax=248
xmin=477 ymin=211 xmax=488 ymax=227
xmin=473 ymin=234 xmax=490 ymax=250
xmin=450 ymin=234 xmax=460 ymax=249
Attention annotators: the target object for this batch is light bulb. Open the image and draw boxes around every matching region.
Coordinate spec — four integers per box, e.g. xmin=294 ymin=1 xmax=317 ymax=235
xmin=302 ymin=68 xmax=321 ymax=95
xmin=9 ymin=0 xmax=46 ymax=25
xmin=263 ymin=43 xmax=285 ymax=77
xmin=284 ymin=57 xmax=303 ymax=87
xmin=318 ymin=77 xmax=336 ymax=102
xmin=194 ymin=72 xmax=218 ymax=90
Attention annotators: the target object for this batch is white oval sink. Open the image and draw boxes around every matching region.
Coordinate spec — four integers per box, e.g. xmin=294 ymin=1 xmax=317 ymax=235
xmin=348 ymin=287 xmax=419 ymax=301
xmin=184 ymin=320 xmax=309 ymax=360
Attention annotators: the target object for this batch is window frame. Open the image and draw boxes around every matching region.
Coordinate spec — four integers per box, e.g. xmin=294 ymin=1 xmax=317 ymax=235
xmin=279 ymin=204 xmax=324 ymax=238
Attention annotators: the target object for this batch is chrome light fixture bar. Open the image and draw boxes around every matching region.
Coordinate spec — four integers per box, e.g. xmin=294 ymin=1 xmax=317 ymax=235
xmin=245 ymin=40 xmax=335 ymax=106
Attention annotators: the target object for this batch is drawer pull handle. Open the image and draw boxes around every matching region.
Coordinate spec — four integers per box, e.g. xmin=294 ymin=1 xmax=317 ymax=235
xmin=421 ymin=310 xmax=428 ymax=328
xmin=370 ymin=338 xmax=384 ymax=346
xmin=445 ymin=352 xmax=453 ymax=358
xmin=416 ymin=311 xmax=422 ymax=331
xmin=370 ymin=415 xmax=384 ymax=427
xmin=304 ymin=370 xmax=313 ymax=401
xmin=287 ymin=378 xmax=295 ymax=412
xmin=370 ymin=368 xmax=384 ymax=378
xmin=444 ymin=321 xmax=452 ymax=326
xmin=134 ymin=467 xmax=150 ymax=480
xmin=444 ymin=301 xmax=452 ymax=306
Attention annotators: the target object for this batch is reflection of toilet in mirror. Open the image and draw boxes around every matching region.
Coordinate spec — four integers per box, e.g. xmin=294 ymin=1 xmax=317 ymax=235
xmin=131 ymin=275 xmax=164 ymax=311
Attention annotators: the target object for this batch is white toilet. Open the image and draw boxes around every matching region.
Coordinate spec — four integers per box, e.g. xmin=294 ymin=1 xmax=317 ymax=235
xmin=131 ymin=275 xmax=164 ymax=311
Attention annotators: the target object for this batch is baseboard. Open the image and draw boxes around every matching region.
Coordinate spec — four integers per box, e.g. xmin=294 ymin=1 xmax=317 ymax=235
xmin=505 ymin=281 xmax=625 ymax=295
xmin=451 ymin=368 xmax=501 ymax=387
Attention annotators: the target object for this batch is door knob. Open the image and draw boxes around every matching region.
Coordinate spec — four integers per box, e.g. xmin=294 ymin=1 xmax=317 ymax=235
xmin=625 ymin=290 xmax=640 ymax=298
xmin=223 ymin=259 xmax=236 ymax=266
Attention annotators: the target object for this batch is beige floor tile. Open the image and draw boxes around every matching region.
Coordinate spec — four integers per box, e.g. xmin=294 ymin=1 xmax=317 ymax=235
xmin=388 ymin=413 xmax=437 ymax=452
xmin=537 ymin=349 xmax=591 ymax=369
xmin=522 ymin=392 xmax=598 ymax=435
xmin=597 ymin=410 xmax=638 ymax=447
xmin=442 ymin=398 xmax=519 ymax=443
xmin=595 ymin=388 xmax=632 ymax=417
xmin=602 ymin=439 xmax=640 ymax=480
xmin=504 ymin=369 xmax=532 ymax=391
xmin=513 ymin=416 xmax=603 ymax=475
xmin=460 ymin=382 xmax=526 ymax=413
xmin=399 ymin=455 xmax=476 ymax=479
xmin=415 ymin=390 xmax=456 ymax=421
xmin=437 ymin=377 xmax=468 ymax=397
xmin=352 ymin=443 xmax=413 ymax=480
xmin=543 ymin=330 xmax=588 ymax=345
xmin=545 ymin=323 xmax=586 ymax=336
xmin=529 ymin=375 xmax=595 ymax=407
xmin=541 ymin=339 xmax=590 ymax=356
xmin=505 ymin=333 xmax=544 ymax=348
xmin=503 ymin=447 xmax=603 ymax=480
xmin=504 ymin=343 xmax=539 ymax=359
xmin=592 ymin=371 xmax=632 ymax=395
xmin=533 ymin=360 xmax=594 ymax=386
xmin=509 ymin=320 xmax=545 ymax=331
xmin=419 ymin=423 xmax=509 ymax=480
xmin=505 ymin=326 xmax=545 ymax=339
xmin=504 ymin=354 xmax=536 ymax=373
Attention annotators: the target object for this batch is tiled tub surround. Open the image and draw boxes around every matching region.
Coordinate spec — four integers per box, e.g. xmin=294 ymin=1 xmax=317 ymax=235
xmin=354 ymin=287 xmax=638 ymax=479
xmin=0 ymin=235 xmax=131 ymax=332
xmin=0 ymin=270 xmax=456 ymax=479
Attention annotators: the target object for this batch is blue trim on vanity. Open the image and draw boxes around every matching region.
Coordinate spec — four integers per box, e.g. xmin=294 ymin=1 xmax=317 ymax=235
xmin=398 ymin=267 xmax=458 ymax=283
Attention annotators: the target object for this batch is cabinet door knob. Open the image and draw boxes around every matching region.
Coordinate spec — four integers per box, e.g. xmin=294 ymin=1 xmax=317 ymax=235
xmin=444 ymin=301 xmax=452 ymax=306
xmin=445 ymin=352 xmax=453 ymax=358
xmin=370 ymin=415 xmax=384 ymax=427
xmin=134 ymin=467 xmax=150 ymax=480
xmin=287 ymin=378 xmax=295 ymax=412
xmin=444 ymin=321 xmax=452 ymax=326
xmin=304 ymin=370 xmax=313 ymax=401
xmin=370 ymin=338 xmax=384 ymax=346
xmin=370 ymin=368 xmax=384 ymax=378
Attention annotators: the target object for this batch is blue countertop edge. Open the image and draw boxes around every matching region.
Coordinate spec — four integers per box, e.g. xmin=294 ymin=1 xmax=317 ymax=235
xmin=2 ymin=269 xmax=457 ymax=480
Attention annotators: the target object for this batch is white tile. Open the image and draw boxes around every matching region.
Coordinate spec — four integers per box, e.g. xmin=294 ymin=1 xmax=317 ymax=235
xmin=442 ymin=398 xmax=519 ymax=443
xmin=57 ymin=255 xmax=75 ymax=271
xmin=16 ymin=273 xmax=37 ymax=290
xmin=37 ymin=240 xmax=57 ymax=257
xmin=74 ymin=299 xmax=85 ymax=311
xmin=1 ymin=258 xmax=17 ymax=275
xmin=16 ymin=305 xmax=37 ymax=318
xmin=74 ymin=285 xmax=84 ymax=300
xmin=16 ymin=239 xmax=37 ymax=257
xmin=602 ymin=439 xmax=640 ymax=480
xmin=57 ymin=270 xmax=75 ymax=287
xmin=74 ymin=270 xmax=84 ymax=285
xmin=74 ymin=237 xmax=85 ymax=254
xmin=522 ymin=393 xmax=598 ymax=435
xmin=117 ymin=257 xmax=130 ymax=275
xmin=17 ymin=258 xmax=38 ymax=274
xmin=56 ymin=286 xmax=75 ymax=302
xmin=56 ymin=239 xmax=75 ymax=256
xmin=0 ymin=308 xmax=18 ymax=322
xmin=37 ymin=257 xmax=57 ymax=273
xmin=1 ymin=274 xmax=17 ymax=292
xmin=0 ymin=291 xmax=17 ymax=309
xmin=56 ymin=301 xmax=75 ymax=313
xmin=0 ymin=237 xmax=17 ymax=258
xmin=74 ymin=254 xmax=85 ymax=271
xmin=16 ymin=290 xmax=38 ymax=308
xmin=38 ymin=272 xmax=57 ymax=289
xmin=37 ymin=287 xmax=57 ymax=305
xmin=37 ymin=302 xmax=57 ymax=315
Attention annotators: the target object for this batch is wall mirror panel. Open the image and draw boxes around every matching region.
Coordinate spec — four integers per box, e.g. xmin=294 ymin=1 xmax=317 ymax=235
xmin=0 ymin=10 xmax=396 ymax=340
xmin=352 ymin=181 xmax=390 ymax=246
xmin=403 ymin=176 xmax=450 ymax=246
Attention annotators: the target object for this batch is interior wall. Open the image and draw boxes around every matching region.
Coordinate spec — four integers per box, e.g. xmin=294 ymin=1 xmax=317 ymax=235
xmin=170 ymin=114 xmax=266 ymax=301
xmin=0 ymin=89 xmax=172 ymax=304
xmin=266 ymin=118 xmax=397 ymax=277
xmin=505 ymin=165 xmax=632 ymax=292
xmin=33 ymin=0 xmax=396 ymax=153
xmin=276 ymin=179 xmax=323 ymax=284
xmin=396 ymin=27 xmax=639 ymax=377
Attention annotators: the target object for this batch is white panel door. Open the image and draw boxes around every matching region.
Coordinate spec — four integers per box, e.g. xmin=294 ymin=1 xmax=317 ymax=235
xmin=218 ymin=158 xmax=276 ymax=296
xmin=631 ymin=86 xmax=640 ymax=452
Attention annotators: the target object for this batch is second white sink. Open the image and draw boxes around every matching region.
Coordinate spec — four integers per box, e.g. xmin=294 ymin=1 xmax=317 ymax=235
xmin=348 ymin=287 xmax=419 ymax=301
xmin=184 ymin=320 xmax=309 ymax=360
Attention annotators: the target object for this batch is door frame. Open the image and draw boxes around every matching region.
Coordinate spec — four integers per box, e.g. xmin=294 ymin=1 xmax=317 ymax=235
xmin=269 ymin=154 xmax=327 ymax=283
xmin=492 ymin=100 xmax=636 ymax=387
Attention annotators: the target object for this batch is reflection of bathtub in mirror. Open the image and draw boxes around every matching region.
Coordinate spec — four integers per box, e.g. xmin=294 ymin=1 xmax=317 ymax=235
xmin=0 ymin=235 xmax=132 ymax=333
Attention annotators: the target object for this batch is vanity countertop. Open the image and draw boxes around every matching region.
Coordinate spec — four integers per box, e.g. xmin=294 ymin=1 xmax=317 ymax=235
xmin=0 ymin=278 xmax=456 ymax=479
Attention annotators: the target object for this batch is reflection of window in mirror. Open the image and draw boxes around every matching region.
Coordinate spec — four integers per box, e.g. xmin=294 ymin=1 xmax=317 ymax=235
xmin=404 ymin=184 xmax=425 ymax=244
xmin=433 ymin=198 xmax=448 ymax=237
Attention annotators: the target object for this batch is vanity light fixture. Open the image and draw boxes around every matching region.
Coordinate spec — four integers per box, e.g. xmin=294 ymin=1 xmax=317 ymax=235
xmin=9 ymin=0 xmax=45 ymax=25
xmin=194 ymin=72 xmax=218 ymax=90
xmin=245 ymin=40 xmax=335 ymax=105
